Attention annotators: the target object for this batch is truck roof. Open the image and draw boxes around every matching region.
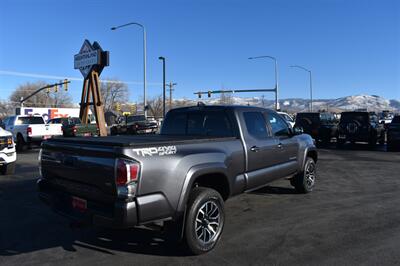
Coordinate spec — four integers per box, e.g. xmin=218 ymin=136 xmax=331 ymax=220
xmin=170 ymin=105 xmax=273 ymax=112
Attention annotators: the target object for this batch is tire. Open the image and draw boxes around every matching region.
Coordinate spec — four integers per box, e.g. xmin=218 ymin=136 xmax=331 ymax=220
xmin=1 ymin=162 xmax=15 ymax=175
xmin=337 ymin=138 xmax=345 ymax=147
xmin=16 ymin=134 xmax=25 ymax=152
xmin=368 ymin=137 xmax=377 ymax=147
xmin=290 ymin=157 xmax=316 ymax=193
xmin=184 ymin=187 xmax=225 ymax=255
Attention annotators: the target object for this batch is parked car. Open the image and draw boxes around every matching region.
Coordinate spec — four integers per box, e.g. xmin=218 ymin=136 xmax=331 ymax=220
xmin=337 ymin=111 xmax=385 ymax=146
xmin=0 ymin=127 xmax=16 ymax=175
xmin=379 ymin=110 xmax=394 ymax=127
xmin=294 ymin=112 xmax=338 ymax=145
xmin=38 ymin=105 xmax=317 ymax=255
xmin=278 ymin=111 xmax=295 ymax=128
xmin=2 ymin=115 xmax=63 ymax=151
xmin=110 ymin=115 xmax=158 ymax=135
xmin=47 ymin=117 xmax=98 ymax=137
xmin=387 ymin=115 xmax=400 ymax=151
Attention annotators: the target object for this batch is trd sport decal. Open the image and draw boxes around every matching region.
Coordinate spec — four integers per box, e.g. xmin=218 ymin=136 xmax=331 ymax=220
xmin=132 ymin=146 xmax=177 ymax=157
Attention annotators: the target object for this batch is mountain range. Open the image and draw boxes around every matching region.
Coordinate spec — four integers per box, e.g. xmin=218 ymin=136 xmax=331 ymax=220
xmin=175 ymin=94 xmax=400 ymax=113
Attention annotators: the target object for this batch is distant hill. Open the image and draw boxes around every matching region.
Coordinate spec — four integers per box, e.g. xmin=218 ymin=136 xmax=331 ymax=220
xmin=176 ymin=94 xmax=400 ymax=113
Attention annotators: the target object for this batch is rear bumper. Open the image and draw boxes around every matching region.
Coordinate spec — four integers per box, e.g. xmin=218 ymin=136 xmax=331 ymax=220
xmin=37 ymin=178 xmax=173 ymax=228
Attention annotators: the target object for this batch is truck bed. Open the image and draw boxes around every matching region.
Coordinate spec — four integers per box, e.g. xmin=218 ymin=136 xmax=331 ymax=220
xmin=45 ymin=134 xmax=237 ymax=148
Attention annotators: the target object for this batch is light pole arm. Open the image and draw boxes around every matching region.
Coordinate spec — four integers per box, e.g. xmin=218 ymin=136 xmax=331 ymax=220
xmin=248 ymin=55 xmax=279 ymax=110
xmin=290 ymin=65 xmax=313 ymax=111
xmin=111 ymin=22 xmax=147 ymax=118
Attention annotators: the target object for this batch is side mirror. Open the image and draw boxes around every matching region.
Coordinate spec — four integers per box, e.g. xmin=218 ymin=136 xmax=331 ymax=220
xmin=292 ymin=126 xmax=304 ymax=135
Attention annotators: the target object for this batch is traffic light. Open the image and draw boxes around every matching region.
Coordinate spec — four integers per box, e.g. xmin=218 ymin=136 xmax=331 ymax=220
xmin=198 ymin=93 xmax=201 ymax=98
xmin=63 ymin=79 xmax=68 ymax=91
xmin=208 ymin=91 xmax=212 ymax=97
xmin=54 ymin=84 xmax=58 ymax=92
xmin=46 ymin=87 xmax=50 ymax=93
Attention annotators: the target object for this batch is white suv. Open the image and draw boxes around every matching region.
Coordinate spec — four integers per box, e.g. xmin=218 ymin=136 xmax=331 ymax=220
xmin=0 ymin=127 xmax=16 ymax=175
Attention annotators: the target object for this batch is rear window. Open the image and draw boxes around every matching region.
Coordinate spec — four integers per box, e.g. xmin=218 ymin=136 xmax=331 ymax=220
xmin=340 ymin=112 xmax=368 ymax=123
xmin=296 ymin=113 xmax=320 ymax=125
xmin=16 ymin=116 xmax=45 ymax=125
xmin=161 ymin=110 xmax=234 ymax=137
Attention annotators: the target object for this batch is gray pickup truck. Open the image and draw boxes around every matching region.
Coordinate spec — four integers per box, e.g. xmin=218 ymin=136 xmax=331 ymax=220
xmin=37 ymin=105 xmax=317 ymax=254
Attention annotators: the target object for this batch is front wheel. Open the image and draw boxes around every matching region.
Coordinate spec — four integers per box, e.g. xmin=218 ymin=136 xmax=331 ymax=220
xmin=184 ymin=187 xmax=225 ymax=255
xmin=16 ymin=134 xmax=25 ymax=152
xmin=291 ymin=157 xmax=316 ymax=193
xmin=1 ymin=162 xmax=15 ymax=175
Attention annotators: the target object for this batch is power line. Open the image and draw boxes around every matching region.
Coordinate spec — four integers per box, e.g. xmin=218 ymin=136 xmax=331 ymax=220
xmin=0 ymin=70 xmax=162 ymax=86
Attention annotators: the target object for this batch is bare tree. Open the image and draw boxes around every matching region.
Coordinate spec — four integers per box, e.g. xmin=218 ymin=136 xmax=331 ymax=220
xmin=147 ymin=95 xmax=163 ymax=118
xmin=9 ymin=81 xmax=73 ymax=107
xmin=100 ymin=78 xmax=129 ymax=112
xmin=0 ymin=101 xmax=13 ymax=118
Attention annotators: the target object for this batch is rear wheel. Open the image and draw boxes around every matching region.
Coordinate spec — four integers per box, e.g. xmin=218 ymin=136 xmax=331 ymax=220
xmin=291 ymin=157 xmax=316 ymax=193
xmin=184 ymin=187 xmax=225 ymax=255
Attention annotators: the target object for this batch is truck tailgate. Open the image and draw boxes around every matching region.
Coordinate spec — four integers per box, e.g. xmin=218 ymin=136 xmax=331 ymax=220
xmin=46 ymin=124 xmax=63 ymax=136
xmin=29 ymin=124 xmax=48 ymax=137
xmin=41 ymin=140 xmax=118 ymax=203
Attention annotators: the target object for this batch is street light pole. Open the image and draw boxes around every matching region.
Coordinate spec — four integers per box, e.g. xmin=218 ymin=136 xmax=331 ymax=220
xmin=290 ymin=65 xmax=313 ymax=112
xmin=248 ymin=55 xmax=279 ymax=110
xmin=111 ymin=22 xmax=147 ymax=118
xmin=158 ymin=56 xmax=166 ymax=118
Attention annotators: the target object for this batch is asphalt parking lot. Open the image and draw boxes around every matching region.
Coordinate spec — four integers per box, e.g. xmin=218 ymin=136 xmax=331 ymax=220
xmin=1 ymin=145 xmax=400 ymax=266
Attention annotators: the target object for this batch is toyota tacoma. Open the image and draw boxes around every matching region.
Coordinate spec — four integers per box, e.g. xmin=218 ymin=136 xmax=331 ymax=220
xmin=37 ymin=105 xmax=318 ymax=254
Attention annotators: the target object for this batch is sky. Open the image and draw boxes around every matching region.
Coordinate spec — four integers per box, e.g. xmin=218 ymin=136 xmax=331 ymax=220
xmin=0 ymin=0 xmax=399 ymax=105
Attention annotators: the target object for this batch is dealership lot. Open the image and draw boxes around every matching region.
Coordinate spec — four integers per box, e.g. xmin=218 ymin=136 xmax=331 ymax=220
xmin=1 ymin=146 xmax=400 ymax=266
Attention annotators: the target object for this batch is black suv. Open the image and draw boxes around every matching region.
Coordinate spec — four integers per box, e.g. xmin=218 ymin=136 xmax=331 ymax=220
xmin=295 ymin=112 xmax=338 ymax=145
xmin=110 ymin=115 xmax=158 ymax=135
xmin=337 ymin=111 xmax=385 ymax=146
xmin=387 ymin=115 xmax=400 ymax=151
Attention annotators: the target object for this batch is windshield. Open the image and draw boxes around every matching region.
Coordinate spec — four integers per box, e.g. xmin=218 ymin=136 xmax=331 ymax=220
xmin=127 ymin=115 xmax=146 ymax=123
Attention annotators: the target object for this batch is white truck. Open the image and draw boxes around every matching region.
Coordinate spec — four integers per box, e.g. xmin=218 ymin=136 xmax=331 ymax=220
xmin=0 ymin=127 xmax=16 ymax=174
xmin=2 ymin=115 xmax=63 ymax=151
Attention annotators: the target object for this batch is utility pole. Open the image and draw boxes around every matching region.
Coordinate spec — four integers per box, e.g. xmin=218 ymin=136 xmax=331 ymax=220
xmin=166 ymin=82 xmax=177 ymax=110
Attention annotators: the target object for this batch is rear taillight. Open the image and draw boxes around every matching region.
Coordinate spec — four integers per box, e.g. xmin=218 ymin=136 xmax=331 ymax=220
xmin=72 ymin=126 xmax=77 ymax=133
xmin=116 ymin=159 xmax=140 ymax=186
xmin=27 ymin=127 xmax=32 ymax=136
xmin=116 ymin=159 xmax=140 ymax=198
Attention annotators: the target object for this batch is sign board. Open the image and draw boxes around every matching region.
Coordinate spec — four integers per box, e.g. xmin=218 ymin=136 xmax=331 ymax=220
xmin=74 ymin=40 xmax=109 ymax=78
xmin=16 ymin=107 xmax=92 ymax=122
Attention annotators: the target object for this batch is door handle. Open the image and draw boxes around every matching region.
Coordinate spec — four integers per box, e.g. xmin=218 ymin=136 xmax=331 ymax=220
xmin=250 ymin=146 xmax=260 ymax=152
xmin=277 ymin=143 xmax=283 ymax=149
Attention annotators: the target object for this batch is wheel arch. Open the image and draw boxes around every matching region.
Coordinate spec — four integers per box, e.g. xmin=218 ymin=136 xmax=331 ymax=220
xmin=176 ymin=163 xmax=231 ymax=214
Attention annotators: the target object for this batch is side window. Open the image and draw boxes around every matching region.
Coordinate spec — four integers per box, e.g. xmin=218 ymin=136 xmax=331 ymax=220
xmin=243 ymin=112 xmax=269 ymax=138
xmin=268 ymin=112 xmax=289 ymax=137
